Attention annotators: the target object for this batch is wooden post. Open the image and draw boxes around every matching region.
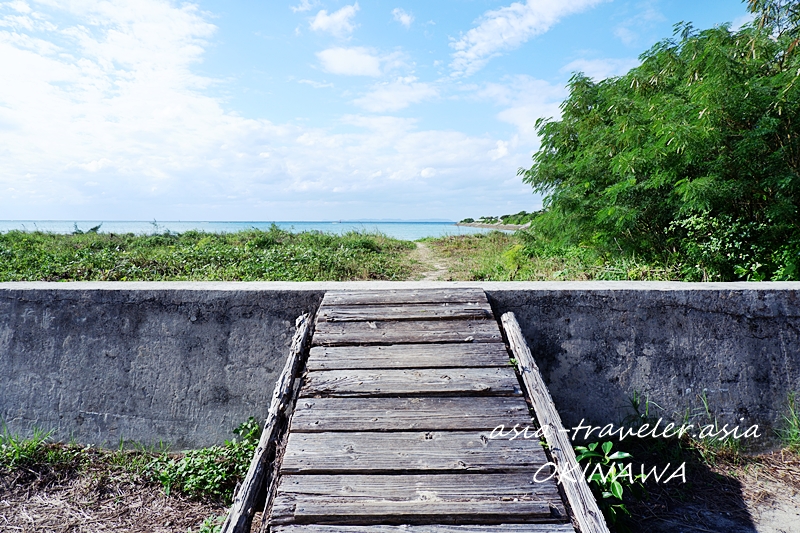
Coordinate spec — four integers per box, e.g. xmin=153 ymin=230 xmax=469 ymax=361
xmin=220 ymin=313 xmax=314 ymax=533
xmin=501 ymin=312 xmax=610 ymax=533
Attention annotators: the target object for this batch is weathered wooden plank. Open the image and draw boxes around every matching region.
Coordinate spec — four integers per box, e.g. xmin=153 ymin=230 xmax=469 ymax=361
xmin=317 ymin=303 xmax=492 ymax=323
xmin=290 ymin=397 xmax=532 ymax=432
xmin=220 ymin=313 xmax=314 ymax=533
xmin=280 ymin=431 xmax=548 ymax=474
xmin=306 ymin=344 xmax=510 ymax=371
xmin=313 ymin=319 xmax=502 ymax=346
xmin=502 ymin=312 xmax=610 ymax=533
xmin=275 ymin=473 xmax=564 ymax=503
xmin=299 ymin=368 xmax=522 ymax=398
xmin=272 ymin=500 xmax=553 ymax=525
xmin=273 ymin=525 xmax=576 ymax=533
xmin=321 ymin=289 xmax=488 ymax=307
xmin=271 ymin=474 xmax=565 ymax=525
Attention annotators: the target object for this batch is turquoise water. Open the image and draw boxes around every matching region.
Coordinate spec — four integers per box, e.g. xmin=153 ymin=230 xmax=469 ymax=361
xmin=0 ymin=221 xmax=508 ymax=240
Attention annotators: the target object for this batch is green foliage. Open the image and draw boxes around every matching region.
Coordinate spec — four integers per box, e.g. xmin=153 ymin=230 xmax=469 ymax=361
xmin=0 ymin=226 xmax=414 ymax=281
xmin=519 ymin=1 xmax=800 ymax=280
xmin=777 ymin=392 xmax=800 ymax=451
xmin=148 ymin=417 xmax=261 ymax=503
xmin=189 ymin=514 xmax=224 ymax=533
xmin=574 ymin=441 xmax=642 ymax=527
xmin=499 ymin=210 xmax=540 ymax=225
xmin=461 ymin=211 xmax=540 ymax=226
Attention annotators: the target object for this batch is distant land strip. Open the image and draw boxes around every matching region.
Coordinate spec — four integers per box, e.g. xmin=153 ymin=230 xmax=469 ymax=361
xmin=455 ymin=222 xmax=530 ymax=231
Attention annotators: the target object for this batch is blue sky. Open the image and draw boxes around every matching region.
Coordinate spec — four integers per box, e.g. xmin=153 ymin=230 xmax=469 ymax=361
xmin=0 ymin=0 xmax=750 ymax=221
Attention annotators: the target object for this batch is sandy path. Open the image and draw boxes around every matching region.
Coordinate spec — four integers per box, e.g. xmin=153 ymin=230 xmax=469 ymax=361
xmin=409 ymin=242 xmax=449 ymax=281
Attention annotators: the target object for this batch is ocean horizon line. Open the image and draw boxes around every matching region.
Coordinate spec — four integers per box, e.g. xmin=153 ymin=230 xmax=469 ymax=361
xmin=0 ymin=220 xmax=501 ymax=241
xmin=0 ymin=219 xmax=456 ymax=224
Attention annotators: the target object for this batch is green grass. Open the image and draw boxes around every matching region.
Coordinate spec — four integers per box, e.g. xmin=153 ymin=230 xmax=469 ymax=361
xmin=778 ymin=392 xmax=800 ymax=452
xmin=1 ymin=423 xmax=154 ymax=483
xmin=0 ymin=226 xmax=414 ymax=281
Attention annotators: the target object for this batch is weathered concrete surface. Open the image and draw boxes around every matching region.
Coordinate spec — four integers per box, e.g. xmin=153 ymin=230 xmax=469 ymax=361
xmin=1 ymin=281 xmax=798 ymax=449
xmin=0 ymin=284 xmax=323 ymax=448
xmin=486 ymin=286 xmax=800 ymax=448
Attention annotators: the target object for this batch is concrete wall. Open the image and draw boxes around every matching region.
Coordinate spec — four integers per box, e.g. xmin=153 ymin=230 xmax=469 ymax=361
xmin=0 ymin=283 xmax=323 ymax=448
xmin=1 ymin=282 xmax=798 ymax=449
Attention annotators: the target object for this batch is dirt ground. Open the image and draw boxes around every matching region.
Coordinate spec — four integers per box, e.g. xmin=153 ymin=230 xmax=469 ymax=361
xmin=0 ymin=462 xmax=225 ymax=533
xmin=627 ymin=450 xmax=800 ymax=532
xmin=409 ymin=241 xmax=449 ymax=281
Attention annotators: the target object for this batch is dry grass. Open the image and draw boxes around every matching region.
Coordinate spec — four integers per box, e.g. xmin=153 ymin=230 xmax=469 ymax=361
xmin=424 ymin=232 xmax=680 ymax=281
xmin=0 ymin=446 xmax=225 ymax=533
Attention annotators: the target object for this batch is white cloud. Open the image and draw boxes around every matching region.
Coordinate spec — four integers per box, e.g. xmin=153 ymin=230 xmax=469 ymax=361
xmin=291 ymin=0 xmax=315 ymax=13
xmin=613 ymin=2 xmax=665 ymax=46
xmin=450 ymin=0 xmax=605 ymax=77
xmin=489 ymin=140 xmax=509 ymax=160
xmin=476 ymin=75 xmax=567 ymax=145
xmin=354 ymin=76 xmax=437 ymax=112
xmin=76 ymin=159 xmax=114 ymax=172
xmin=298 ymin=79 xmax=334 ymax=88
xmin=309 ymin=3 xmax=359 ymax=37
xmin=613 ymin=26 xmax=637 ymax=45
xmin=392 ymin=8 xmax=414 ymax=28
xmin=0 ymin=1 xmax=539 ymax=220
xmin=316 ymin=47 xmax=381 ymax=76
xmin=560 ymin=58 xmax=639 ymax=80
xmin=6 ymin=1 xmax=31 ymax=14
xmin=732 ymin=13 xmax=757 ymax=31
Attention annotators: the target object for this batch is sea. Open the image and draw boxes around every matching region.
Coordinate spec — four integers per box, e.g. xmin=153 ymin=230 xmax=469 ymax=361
xmin=0 ymin=221 xmax=509 ymax=241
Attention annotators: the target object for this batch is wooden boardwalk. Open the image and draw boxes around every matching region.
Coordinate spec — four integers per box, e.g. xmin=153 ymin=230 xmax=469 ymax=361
xmin=265 ymin=288 xmax=579 ymax=533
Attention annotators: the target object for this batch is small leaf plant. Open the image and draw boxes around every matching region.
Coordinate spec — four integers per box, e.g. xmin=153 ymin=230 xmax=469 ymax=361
xmin=574 ymin=440 xmax=643 ymax=527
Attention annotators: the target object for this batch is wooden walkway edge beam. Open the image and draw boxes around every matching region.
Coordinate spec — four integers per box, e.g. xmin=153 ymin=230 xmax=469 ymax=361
xmin=501 ymin=312 xmax=610 ymax=533
xmin=221 ymin=313 xmax=314 ymax=533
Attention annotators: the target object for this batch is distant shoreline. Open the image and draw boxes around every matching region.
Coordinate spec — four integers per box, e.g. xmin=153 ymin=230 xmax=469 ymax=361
xmin=456 ymin=222 xmax=530 ymax=231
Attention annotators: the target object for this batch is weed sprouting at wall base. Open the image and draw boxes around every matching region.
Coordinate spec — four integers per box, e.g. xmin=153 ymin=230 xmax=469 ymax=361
xmin=777 ymin=392 xmax=800 ymax=451
xmin=148 ymin=417 xmax=261 ymax=503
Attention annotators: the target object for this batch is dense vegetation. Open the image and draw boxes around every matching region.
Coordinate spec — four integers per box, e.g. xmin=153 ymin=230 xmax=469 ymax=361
xmin=519 ymin=0 xmax=800 ymax=281
xmin=0 ymin=226 xmax=414 ymax=281
xmin=460 ymin=210 xmax=540 ymax=226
